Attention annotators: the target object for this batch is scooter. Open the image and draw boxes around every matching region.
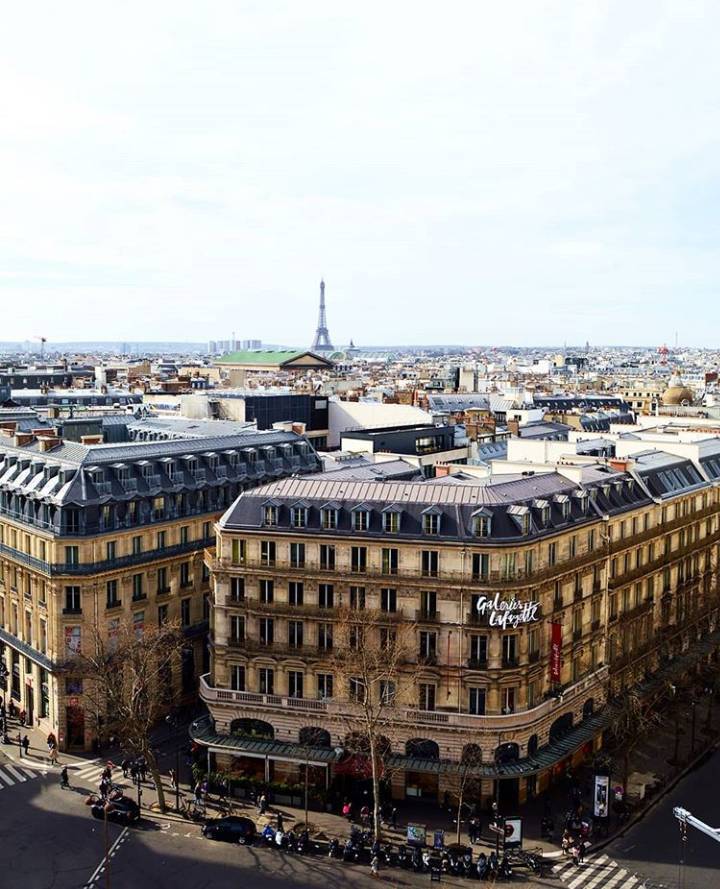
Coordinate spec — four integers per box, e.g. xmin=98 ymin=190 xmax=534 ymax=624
xmin=328 ymin=838 xmax=341 ymax=859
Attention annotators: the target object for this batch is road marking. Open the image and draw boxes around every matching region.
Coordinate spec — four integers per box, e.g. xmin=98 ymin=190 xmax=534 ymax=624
xmin=5 ymin=765 xmax=28 ymax=782
xmin=20 ymin=767 xmax=39 ymax=779
xmin=83 ymin=826 xmax=129 ymax=889
xmin=0 ymin=768 xmax=16 ymax=786
xmin=566 ymin=855 xmax=610 ymax=888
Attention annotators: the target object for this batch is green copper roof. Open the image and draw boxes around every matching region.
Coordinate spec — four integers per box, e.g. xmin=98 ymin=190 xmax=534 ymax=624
xmin=216 ymin=350 xmax=330 ymax=366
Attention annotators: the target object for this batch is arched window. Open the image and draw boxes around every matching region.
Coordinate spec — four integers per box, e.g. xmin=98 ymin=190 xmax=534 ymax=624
xmin=527 ymin=734 xmax=538 ymax=758
xmin=549 ymin=713 xmax=574 ymax=744
xmin=406 ymin=738 xmax=440 ymax=759
xmin=461 ymin=743 xmax=483 ymax=765
xmin=582 ymin=698 xmax=595 ymax=719
xmin=299 ymin=727 xmax=331 ymax=747
xmin=229 ymin=718 xmax=274 ymax=740
xmin=494 ymin=742 xmax=519 ymax=764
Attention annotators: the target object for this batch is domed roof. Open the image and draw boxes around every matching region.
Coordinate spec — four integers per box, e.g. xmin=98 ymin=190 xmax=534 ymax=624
xmin=662 ymin=386 xmax=693 ymax=406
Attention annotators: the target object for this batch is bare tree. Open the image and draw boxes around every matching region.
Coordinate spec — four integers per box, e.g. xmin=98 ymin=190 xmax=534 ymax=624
xmin=69 ymin=618 xmax=184 ymax=813
xmin=329 ymin=606 xmax=419 ymax=839
xmin=608 ymin=689 xmax=660 ymax=797
xmin=453 ymin=745 xmax=483 ymax=845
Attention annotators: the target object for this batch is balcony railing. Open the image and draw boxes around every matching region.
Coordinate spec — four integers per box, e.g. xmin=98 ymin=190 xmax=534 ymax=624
xmin=200 ymin=666 xmax=610 ymax=733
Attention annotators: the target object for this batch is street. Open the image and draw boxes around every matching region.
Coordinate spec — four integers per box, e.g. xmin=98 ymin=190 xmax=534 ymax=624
xmin=3 ymin=736 xmax=720 ymax=889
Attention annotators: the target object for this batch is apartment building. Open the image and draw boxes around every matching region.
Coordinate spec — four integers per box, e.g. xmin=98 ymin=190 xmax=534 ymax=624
xmin=199 ymin=450 xmax=720 ymax=809
xmin=0 ymin=426 xmax=320 ymax=751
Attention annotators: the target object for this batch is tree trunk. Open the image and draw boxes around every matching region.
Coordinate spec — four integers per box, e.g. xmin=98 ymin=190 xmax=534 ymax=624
xmin=145 ymin=746 xmax=166 ymax=813
xmin=369 ymin=734 xmax=382 ymax=841
xmin=456 ymin=785 xmax=464 ymax=846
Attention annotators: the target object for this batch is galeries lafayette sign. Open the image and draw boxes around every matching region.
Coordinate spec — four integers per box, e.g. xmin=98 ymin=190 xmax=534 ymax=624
xmin=475 ymin=594 xmax=541 ymax=629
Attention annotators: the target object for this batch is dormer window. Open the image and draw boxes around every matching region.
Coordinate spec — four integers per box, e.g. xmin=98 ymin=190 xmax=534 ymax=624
xmin=353 ymin=509 xmax=369 ymax=532
xmin=561 ymin=501 xmax=570 ymax=519
xmin=165 ymin=461 xmax=176 ymax=480
xmin=627 ymin=479 xmax=635 ymax=496
xmin=422 ymin=512 xmax=440 ymax=535
xmin=508 ymin=504 xmax=530 ymax=535
xmin=263 ymin=505 xmax=278 ymax=526
xmin=471 ymin=509 xmax=492 ymax=538
xmin=382 ymin=509 xmax=401 ymax=533
xmin=574 ymin=491 xmax=589 ymax=514
xmin=291 ymin=506 xmax=307 ymax=528
xmin=321 ymin=506 xmax=338 ymax=530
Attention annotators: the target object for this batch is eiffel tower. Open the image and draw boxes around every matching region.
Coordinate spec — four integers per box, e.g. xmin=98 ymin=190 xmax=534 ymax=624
xmin=311 ymin=279 xmax=335 ymax=352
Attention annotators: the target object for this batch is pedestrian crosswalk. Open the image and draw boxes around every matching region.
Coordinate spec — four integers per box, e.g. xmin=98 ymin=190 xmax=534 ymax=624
xmin=72 ymin=759 xmax=119 ymax=786
xmin=0 ymin=763 xmax=47 ymax=789
xmin=554 ymin=852 xmax=650 ymax=889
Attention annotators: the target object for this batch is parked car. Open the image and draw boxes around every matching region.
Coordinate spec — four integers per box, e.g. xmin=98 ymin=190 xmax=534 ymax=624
xmin=90 ymin=796 xmax=141 ymax=825
xmin=202 ymin=815 xmax=257 ymax=845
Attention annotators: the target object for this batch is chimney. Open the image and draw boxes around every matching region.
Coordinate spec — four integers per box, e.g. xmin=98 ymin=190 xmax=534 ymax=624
xmin=434 ymin=464 xmax=451 ymax=477
xmin=507 ymin=418 xmax=521 ymax=437
xmin=38 ymin=436 xmax=62 ymax=452
xmin=47 ymin=406 xmax=59 ymax=419
xmin=0 ymin=422 xmax=17 ymax=436
xmin=609 ymin=457 xmax=632 ymax=472
xmin=81 ymin=434 xmax=103 ymax=445
xmin=14 ymin=433 xmax=34 ymax=446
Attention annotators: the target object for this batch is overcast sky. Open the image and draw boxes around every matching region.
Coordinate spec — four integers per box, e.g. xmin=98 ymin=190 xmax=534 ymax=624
xmin=2 ymin=1 xmax=719 ymax=347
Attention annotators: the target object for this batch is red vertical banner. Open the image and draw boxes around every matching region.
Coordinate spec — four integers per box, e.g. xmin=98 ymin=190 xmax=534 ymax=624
xmin=550 ymin=622 xmax=562 ymax=682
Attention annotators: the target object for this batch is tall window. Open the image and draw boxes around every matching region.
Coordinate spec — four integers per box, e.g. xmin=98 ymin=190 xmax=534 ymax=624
xmin=260 ymin=579 xmax=274 ymax=604
xmin=180 ymin=598 xmax=190 ymax=626
xmin=419 ymin=631 xmax=437 ymax=661
xmin=422 ymin=514 xmax=440 ymax=535
xmin=106 ymin=580 xmax=120 ymax=608
xmin=421 ymin=550 xmax=439 ymax=578
xmin=290 ymin=542 xmax=305 ymax=568
xmin=231 ymin=539 xmax=246 ymax=565
xmin=318 ymin=623 xmax=333 ymax=651
xmin=260 ymin=541 xmax=276 ymax=567
xmin=472 ymin=553 xmax=489 ymax=580
xmin=420 ymin=590 xmax=437 ymax=618
xmin=321 ymin=508 xmax=337 ymax=530
xmin=383 ymin=511 xmax=400 ymax=533
xmin=259 ymin=668 xmax=274 ymax=695
xmin=64 ymin=586 xmax=81 ymax=613
xmin=381 ymin=548 xmax=398 ymax=575
xmin=351 ymin=546 xmax=367 ymax=573
xmin=317 ymin=673 xmax=333 ymax=699
xmin=470 ymin=634 xmax=488 ymax=665
xmin=288 ymin=582 xmax=304 ymax=606
xmin=230 ymin=577 xmax=245 ymax=602
xmin=468 ymin=687 xmax=486 ymax=715
xmin=180 ymin=561 xmax=191 ymax=587
xmin=157 ymin=567 xmax=169 ymax=593
xmin=230 ymin=615 xmax=245 ymax=643
xmin=350 ymin=586 xmax=366 ymax=609
xmin=380 ymin=588 xmax=397 ymax=613
xmin=288 ymin=620 xmax=304 ymax=649
xmin=230 ymin=665 xmax=245 ymax=691
xmin=418 ymin=683 xmax=436 ymax=711
xmin=318 ymin=584 xmax=334 ymax=609
xmin=288 ymin=671 xmax=304 ymax=698
xmin=263 ymin=505 xmax=278 ymax=526
xmin=502 ymin=634 xmax=518 ymax=666
xmin=319 ymin=545 xmax=335 ymax=571
xmin=65 ymin=546 xmax=79 ymax=566
xmin=259 ymin=618 xmax=274 ymax=646
xmin=291 ymin=507 xmax=307 ymax=528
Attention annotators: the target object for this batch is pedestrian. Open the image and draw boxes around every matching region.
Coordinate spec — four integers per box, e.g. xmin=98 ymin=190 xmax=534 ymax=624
xmin=360 ymin=804 xmax=370 ymax=827
xmin=259 ymin=792 xmax=268 ymax=815
xmin=370 ymin=854 xmax=380 ymax=878
xmin=121 ymin=758 xmax=131 ymax=779
xmin=47 ymin=732 xmax=56 ymax=751
xmin=169 ymin=769 xmax=178 ymax=791
xmin=49 ymin=744 xmax=58 ymax=766
xmin=194 ymin=781 xmax=203 ymax=805
xmin=60 ymin=766 xmax=69 ymax=789
xmin=21 ymin=735 xmax=29 ymax=757
xmin=17 ymin=732 xmax=22 ymax=756
xmin=19 ymin=709 xmax=26 ymax=727
xmin=130 ymin=761 xmax=139 ymax=782
xmin=468 ymin=816 xmax=478 ymax=844
xmin=276 ymin=812 xmax=284 ymax=832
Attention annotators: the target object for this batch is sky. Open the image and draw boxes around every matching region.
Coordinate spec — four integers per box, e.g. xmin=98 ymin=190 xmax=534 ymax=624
xmin=2 ymin=1 xmax=720 ymax=348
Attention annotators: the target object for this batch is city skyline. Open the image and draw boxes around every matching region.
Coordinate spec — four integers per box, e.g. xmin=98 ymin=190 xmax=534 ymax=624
xmin=3 ymin=3 xmax=720 ymax=346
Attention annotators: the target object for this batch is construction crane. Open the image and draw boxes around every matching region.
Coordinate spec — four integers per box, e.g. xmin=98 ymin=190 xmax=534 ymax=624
xmin=34 ymin=336 xmax=47 ymax=359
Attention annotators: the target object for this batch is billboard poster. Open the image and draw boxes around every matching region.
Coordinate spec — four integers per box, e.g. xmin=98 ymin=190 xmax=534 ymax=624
xmin=406 ymin=824 xmax=427 ymax=847
xmin=593 ymin=774 xmax=610 ymax=818
xmin=550 ymin=622 xmax=562 ymax=682
xmin=503 ymin=817 xmax=523 ymax=848
xmin=65 ymin=626 xmax=81 ymax=654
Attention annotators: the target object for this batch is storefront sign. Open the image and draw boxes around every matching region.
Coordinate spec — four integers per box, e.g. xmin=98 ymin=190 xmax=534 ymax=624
xmin=475 ymin=594 xmax=540 ymax=629
xmin=550 ymin=622 xmax=562 ymax=682
xmin=593 ymin=774 xmax=609 ymax=818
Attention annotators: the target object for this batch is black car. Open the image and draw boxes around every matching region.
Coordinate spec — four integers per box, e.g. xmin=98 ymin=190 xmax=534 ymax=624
xmin=202 ymin=815 xmax=256 ymax=845
xmin=90 ymin=796 xmax=141 ymax=825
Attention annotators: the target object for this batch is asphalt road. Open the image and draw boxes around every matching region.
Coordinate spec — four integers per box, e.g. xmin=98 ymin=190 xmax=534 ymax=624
xmin=605 ymin=747 xmax=720 ymax=889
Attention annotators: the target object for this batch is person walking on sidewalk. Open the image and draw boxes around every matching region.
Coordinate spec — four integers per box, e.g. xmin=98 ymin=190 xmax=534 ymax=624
xmin=19 ymin=709 xmax=26 ymax=727
xmin=169 ymin=769 xmax=178 ymax=792
xmin=49 ymin=744 xmax=59 ymax=766
xmin=21 ymin=735 xmax=29 ymax=757
xmin=60 ymin=766 xmax=70 ymax=789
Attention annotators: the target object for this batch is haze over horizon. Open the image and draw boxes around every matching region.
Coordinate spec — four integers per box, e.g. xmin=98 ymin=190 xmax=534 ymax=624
xmin=2 ymin=2 xmax=720 ymax=347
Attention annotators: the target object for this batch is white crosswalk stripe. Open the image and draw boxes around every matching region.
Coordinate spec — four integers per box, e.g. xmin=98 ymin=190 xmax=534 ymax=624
xmin=554 ymin=854 xmax=647 ymax=889
xmin=0 ymin=763 xmax=43 ymax=789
